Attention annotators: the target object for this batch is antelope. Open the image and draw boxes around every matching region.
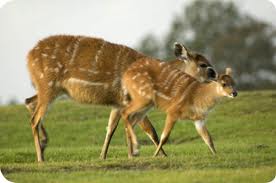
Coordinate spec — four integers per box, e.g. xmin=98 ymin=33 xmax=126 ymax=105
xmin=121 ymin=57 xmax=237 ymax=157
xmin=25 ymin=35 xmax=217 ymax=162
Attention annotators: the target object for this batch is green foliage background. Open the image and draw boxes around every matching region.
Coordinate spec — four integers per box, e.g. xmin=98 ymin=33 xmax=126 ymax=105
xmin=137 ymin=0 xmax=276 ymax=89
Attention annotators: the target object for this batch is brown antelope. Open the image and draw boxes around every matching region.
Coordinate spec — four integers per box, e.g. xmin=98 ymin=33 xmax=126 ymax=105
xmin=25 ymin=35 xmax=217 ymax=162
xmin=121 ymin=58 xmax=237 ymax=157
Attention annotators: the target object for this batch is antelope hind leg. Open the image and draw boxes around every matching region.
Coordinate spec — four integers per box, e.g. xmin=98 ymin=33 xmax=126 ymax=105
xmin=138 ymin=116 xmax=167 ymax=156
xmin=26 ymin=95 xmax=49 ymax=156
xmin=154 ymin=115 xmax=176 ymax=157
xmin=100 ymin=108 xmax=121 ymax=159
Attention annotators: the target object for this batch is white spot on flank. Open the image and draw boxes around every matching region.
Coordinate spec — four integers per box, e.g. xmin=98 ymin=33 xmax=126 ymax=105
xmin=159 ymin=62 xmax=165 ymax=66
xmin=79 ymin=68 xmax=86 ymax=72
xmin=69 ymin=37 xmax=83 ymax=65
xmin=112 ymin=47 xmax=123 ymax=87
xmin=67 ymin=78 xmax=108 ymax=87
xmin=163 ymin=69 xmax=180 ymax=87
xmin=57 ymin=62 xmax=63 ymax=68
xmin=94 ymin=42 xmax=106 ymax=63
xmin=146 ymin=95 xmax=151 ymax=99
xmin=48 ymin=81 xmax=54 ymax=87
xmin=156 ymin=92 xmax=171 ymax=100
xmin=139 ymin=84 xmax=151 ymax=91
xmin=132 ymin=73 xmax=141 ymax=80
xmin=138 ymin=90 xmax=144 ymax=96
xmin=168 ymin=70 xmax=181 ymax=85
xmin=40 ymin=73 xmax=44 ymax=79
xmin=63 ymin=69 xmax=68 ymax=74
xmin=160 ymin=65 xmax=171 ymax=77
xmin=54 ymin=68 xmax=59 ymax=73
xmin=173 ymin=74 xmax=188 ymax=87
xmin=34 ymin=58 xmax=39 ymax=62
xmin=87 ymin=69 xmax=99 ymax=74
xmin=106 ymin=72 xmax=112 ymax=75
xmin=66 ymin=42 xmax=73 ymax=53
xmin=42 ymin=53 xmax=48 ymax=58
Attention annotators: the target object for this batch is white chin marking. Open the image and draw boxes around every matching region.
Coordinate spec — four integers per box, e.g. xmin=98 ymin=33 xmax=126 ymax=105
xmin=228 ymin=94 xmax=234 ymax=98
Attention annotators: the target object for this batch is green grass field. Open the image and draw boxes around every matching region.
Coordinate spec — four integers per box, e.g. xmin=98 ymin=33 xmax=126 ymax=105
xmin=0 ymin=91 xmax=276 ymax=183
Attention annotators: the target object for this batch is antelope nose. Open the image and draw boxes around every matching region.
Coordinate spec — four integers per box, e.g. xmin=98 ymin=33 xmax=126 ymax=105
xmin=232 ymin=91 xmax=238 ymax=97
xmin=207 ymin=68 xmax=217 ymax=79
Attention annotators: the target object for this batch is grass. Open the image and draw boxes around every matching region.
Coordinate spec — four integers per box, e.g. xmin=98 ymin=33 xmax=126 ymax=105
xmin=0 ymin=90 xmax=276 ymax=182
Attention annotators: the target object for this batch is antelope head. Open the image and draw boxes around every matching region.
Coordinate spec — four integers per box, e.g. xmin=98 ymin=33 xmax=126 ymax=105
xmin=174 ymin=42 xmax=217 ymax=82
xmin=216 ymin=68 xmax=238 ymax=98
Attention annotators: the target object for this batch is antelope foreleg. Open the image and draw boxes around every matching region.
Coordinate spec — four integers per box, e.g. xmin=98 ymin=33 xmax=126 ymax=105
xmin=194 ymin=120 xmax=216 ymax=155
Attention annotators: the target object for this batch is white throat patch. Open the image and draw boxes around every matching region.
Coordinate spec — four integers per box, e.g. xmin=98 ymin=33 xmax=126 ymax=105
xmin=194 ymin=120 xmax=205 ymax=130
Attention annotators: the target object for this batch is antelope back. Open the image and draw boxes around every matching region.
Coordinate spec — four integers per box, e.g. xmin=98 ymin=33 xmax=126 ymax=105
xmin=122 ymin=58 xmax=198 ymax=110
xmin=27 ymin=35 xmax=145 ymax=105
xmin=27 ymin=35 xmax=211 ymax=106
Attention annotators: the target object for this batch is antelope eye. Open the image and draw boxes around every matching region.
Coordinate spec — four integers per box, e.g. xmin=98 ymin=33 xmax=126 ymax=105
xmin=222 ymin=83 xmax=226 ymax=87
xmin=200 ymin=63 xmax=208 ymax=68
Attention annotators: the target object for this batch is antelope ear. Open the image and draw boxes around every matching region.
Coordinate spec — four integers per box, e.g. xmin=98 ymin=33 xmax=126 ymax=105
xmin=174 ymin=42 xmax=189 ymax=61
xmin=225 ymin=68 xmax=232 ymax=76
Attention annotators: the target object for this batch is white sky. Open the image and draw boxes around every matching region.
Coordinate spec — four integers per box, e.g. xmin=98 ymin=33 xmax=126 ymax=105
xmin=0 ymin=0 xmax=275 ymax=104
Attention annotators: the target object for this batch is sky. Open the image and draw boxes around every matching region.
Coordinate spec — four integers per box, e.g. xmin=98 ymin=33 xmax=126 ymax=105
xmin=0 ymin=0 xmax=275 ymax=105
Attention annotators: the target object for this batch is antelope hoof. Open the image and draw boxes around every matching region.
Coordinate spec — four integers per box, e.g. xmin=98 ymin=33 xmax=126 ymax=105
xmin=210 ymin=148 xmax=217 ymax=155
xmin=41 ymin=141 xmax=47 ymax=153
xmin=37 ymin=158 xmax=44 ymax=163
xmin=154 ymin=153 xmax=167 ymax=158
xmin=128 ymin=154 xmax=134 ymax=159
xmin=99 ymin=153 xmax=107 ymax=160
xmin=132 ymin=148 xmax=140 ymax=157
xmin=153 ymin=151 xmax=159 ymax=157
xmin=159 ymin=151 xmax=167 ymax=157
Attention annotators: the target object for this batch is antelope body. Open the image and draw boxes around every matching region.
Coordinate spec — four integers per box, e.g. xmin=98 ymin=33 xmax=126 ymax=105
xmin=121 ymin=58 xmax=237 ymax=157
xmin=26 ymin=35 xmax=217 ymax=162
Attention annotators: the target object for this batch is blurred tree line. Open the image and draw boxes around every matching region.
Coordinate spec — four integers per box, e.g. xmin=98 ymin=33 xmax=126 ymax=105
xmin=137 ymin=0 xmax=276 ymax=89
